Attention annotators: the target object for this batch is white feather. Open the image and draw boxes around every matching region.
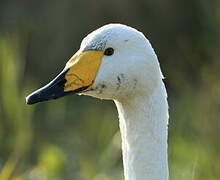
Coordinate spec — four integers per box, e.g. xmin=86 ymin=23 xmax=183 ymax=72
xmin=82 ymin=24 xmax=169 ymax=180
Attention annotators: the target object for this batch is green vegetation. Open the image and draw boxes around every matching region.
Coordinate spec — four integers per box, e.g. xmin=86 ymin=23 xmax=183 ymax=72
xmin=0 ymin=0 xmax=220 ymax=179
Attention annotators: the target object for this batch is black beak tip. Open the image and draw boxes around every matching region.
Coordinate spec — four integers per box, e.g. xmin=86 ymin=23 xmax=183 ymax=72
xmin=26 ymin=93 xmax=39 ymax=105
xmin=25 ymin=69 xmax=90 ymax=105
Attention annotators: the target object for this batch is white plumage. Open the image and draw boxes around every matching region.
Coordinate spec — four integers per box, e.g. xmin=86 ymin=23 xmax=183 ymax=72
xmin=82 ymin=24 xmax=169 ymax=180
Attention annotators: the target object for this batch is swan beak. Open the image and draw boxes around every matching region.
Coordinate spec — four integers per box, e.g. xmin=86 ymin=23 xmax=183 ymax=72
xmin=26 ymin=50 xmax=104 ymax=104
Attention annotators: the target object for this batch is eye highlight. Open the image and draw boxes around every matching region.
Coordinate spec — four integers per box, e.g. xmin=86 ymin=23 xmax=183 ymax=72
xmin=104 ymin=47 xmax=114 ymax=56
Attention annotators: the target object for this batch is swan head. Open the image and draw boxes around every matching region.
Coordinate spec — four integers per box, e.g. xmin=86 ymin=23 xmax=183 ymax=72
xmin=26 ymin=24 xmax=163 ymax=104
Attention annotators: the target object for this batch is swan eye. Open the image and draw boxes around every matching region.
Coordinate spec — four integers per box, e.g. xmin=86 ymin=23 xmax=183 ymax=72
xmin=104 ymin=47 xmax=114 ymax=56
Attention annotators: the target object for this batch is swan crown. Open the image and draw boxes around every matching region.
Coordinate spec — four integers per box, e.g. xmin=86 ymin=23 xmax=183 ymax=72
xmin=82 ymin=24 xmax=164 ymax=100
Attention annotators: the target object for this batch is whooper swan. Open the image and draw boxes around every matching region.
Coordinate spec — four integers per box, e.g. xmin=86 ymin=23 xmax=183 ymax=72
xmin=26 ymin=24 xmax=169 ymax=180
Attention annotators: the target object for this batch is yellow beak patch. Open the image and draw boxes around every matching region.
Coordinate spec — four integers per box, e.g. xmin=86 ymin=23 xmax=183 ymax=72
xmin=64 ymin=50 xmax=104 ymax=92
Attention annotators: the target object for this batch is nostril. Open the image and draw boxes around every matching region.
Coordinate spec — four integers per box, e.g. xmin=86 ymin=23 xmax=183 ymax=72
xmin=57 ymin=79 xmax=67 ymax=87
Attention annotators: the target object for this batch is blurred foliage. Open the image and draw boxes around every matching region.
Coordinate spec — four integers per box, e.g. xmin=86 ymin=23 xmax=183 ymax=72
xmin=0 ymin=0 xmax=220 ymax=179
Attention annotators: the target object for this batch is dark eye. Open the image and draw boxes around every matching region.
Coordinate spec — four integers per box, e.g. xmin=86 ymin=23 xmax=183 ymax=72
xmin=104 ymin=47 xmax=114 ymax=56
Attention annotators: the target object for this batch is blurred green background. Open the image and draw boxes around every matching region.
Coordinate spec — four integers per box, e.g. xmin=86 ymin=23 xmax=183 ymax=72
xmin=0 ymin=0 xmax=220 ymax=179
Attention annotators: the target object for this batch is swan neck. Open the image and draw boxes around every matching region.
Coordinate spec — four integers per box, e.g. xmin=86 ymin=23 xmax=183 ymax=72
xmin=114 ymin=83 xmax=169 ymax=180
